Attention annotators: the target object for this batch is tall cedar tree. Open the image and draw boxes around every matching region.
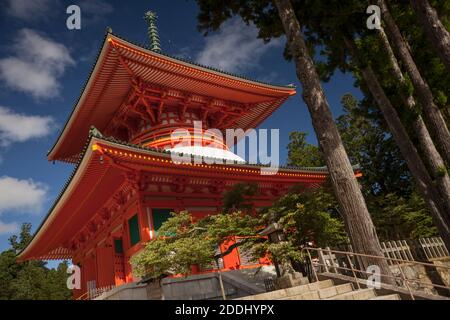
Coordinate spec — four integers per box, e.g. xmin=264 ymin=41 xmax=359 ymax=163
xmin=377 ymin=0 xmax=450 ymax=164
xmin=411 ymin=0 xmax=450 ymax=73
xmin=375 ymin=27 xmax=450 ymax=218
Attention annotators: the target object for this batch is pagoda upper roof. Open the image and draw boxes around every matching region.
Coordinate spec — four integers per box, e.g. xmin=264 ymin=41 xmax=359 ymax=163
xmin=19 ymin=128 xmax=354 ymax=261
xmin=48 ymin=32 xmax=296 ymax=163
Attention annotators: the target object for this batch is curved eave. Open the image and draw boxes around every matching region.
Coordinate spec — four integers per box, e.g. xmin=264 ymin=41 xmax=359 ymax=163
xmin=47 ymin=31 xmax=112 ymax=163
xmin=48 ymin=32 xmax=296 ymax=163
xmin=18 ymin=138 xmax=98 ymax=261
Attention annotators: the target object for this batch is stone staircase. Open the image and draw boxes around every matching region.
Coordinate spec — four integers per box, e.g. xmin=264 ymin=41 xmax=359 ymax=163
xmin=235 ymin=279 xmax=401 ymax=300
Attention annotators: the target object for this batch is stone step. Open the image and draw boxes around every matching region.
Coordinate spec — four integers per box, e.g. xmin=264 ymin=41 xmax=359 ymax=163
xmin=236 ymin=279 xmax=334 ymax=300
xmin=327 ymin=288 xmax=376 ymax=300
xmin=282 ymin=279 xmax=332 ymax=296
xmin=289 ymin=276 xmax=310 ymax=287
xmin=318 ymin=283 xmax=354 ymax=299
xmin=369 ymin=294 xmax=401 ymax=300
xmin=283 ymin=283 xmax=354 ymax=300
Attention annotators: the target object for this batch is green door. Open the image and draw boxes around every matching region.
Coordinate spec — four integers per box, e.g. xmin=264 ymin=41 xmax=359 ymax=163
xmin=152 ymin=208 xmax=173 ymax=236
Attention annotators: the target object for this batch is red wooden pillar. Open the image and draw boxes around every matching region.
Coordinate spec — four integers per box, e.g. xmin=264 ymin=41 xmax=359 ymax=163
xmin=121 ymin=216 xmax=132 ymax=283
xmin=114 ymin=253 xmax=126 ymax=285
xmin=137 ymin=192 xmax=151 ymax=242
xmin=220 ymin=236 xmax=241 ymax=269
xmin=122 ymin=200 xmax=141 ymax=283
xmin=96 ymin=243 xmax=115 ymax=288
xmin=124 ymin=259 xmax=133 ymax=283
xmin=112 ymin=229 xmax=126 ymax=286
xmin=82 ymin=254 xmax=97 ymax=294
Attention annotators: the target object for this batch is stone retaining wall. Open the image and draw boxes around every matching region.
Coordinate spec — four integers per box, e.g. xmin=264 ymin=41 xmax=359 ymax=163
xmin=388 ymin=257 xmax=450 ymax=296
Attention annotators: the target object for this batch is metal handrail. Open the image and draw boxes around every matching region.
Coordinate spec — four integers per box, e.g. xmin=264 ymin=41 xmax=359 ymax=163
xmin=301 ymin=247 xmax=450 ymax=300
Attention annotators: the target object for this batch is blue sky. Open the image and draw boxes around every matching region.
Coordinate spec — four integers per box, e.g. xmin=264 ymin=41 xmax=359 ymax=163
xmin=0 ymin=0 xmax=363 ymax=253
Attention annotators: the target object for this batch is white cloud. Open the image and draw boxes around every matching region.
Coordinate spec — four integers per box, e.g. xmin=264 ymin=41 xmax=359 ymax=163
xmin=0 ymin=106 xmax=54 ymax=146
xmin=4 ymin=0 xmax=54 ymax=20
xmin=79 ymin=0 xmax=114 ymax=18
xmin=0 ymin=29 xmax=75 ymax=99
xmin=0 ymin=176 xmax=48 ymax=215
xmin=196 ymin=18 xmax=282 ymax=73
xmin=0 ymin=220 xmax=19 ymax=235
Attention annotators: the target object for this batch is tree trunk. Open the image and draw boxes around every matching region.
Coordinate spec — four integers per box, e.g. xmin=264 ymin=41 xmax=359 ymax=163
xmin=344 ymin=37 xmax=450 ymax=251
xmin=411 ymin=0 xmax=450 ymax=73
xmin=378 ymin=0 xmax=450 ymax=164
xmin=377 ymin=27 xmax=450 ymax=222
xmin=274 ymin=0 xmax=394 ymax=283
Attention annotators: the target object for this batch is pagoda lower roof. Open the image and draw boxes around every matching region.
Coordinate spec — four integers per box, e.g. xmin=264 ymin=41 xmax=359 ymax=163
xmin=48 ymin=32 xmax=296 ymax=162
xmin=19 ymin=130 xmax=352 ymax=261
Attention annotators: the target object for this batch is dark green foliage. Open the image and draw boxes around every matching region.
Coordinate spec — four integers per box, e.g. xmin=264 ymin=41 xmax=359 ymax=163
xmin=388 ymin=1 xmax=450 ymax=111
xmin=240 ymin=182 xmax=347 ymax=268
xmin=287 ymin=132 xmax=324 ymax=167
xmin=131 ymin=211 xmax=262 ymax=278
xmin=262 ymin=182 xmax=347 ymax=246
xmin=337 ymin=94 xmax=412 ymax=196
xmin=368 ymin=191 xmax=437 ymax=241
xmin=0 ymin=223 xmax=71 ymax=300
xmin=222 ymin=182 xmax=259 ymax=213
xmin=336 ymin=94 xmax=437 ymax=240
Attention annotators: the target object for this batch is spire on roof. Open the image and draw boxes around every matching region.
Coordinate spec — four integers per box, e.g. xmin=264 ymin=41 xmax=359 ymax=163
xmin=143 ymin=10 xmax=161 ymax=53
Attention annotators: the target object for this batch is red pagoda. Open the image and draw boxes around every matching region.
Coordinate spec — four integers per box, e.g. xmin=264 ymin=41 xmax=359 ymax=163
xmin=18 ymin=13 xmax=346 ymax=298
